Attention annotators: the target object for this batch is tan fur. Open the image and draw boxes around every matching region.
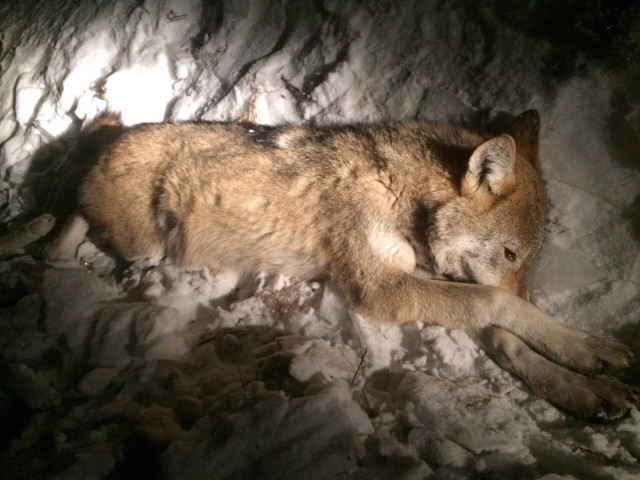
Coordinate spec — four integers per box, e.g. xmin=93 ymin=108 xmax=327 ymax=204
xmin=45 ymin=111 xmax=637 ymax=418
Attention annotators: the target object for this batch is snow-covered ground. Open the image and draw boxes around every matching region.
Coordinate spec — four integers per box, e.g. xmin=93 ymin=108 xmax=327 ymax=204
xmin=1 ymin=1 xmax=639 ymax=479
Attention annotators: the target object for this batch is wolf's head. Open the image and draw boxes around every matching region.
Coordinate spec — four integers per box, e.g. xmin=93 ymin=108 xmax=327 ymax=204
xmin=430 ymin=110 xmax=547 ymax=299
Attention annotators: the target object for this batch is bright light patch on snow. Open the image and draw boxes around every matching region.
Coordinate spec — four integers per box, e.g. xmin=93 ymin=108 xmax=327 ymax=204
xmin=58 ymin=34 xmax=117 ymax=112
xmin=0 ymin=1 xmax=639 ymax=479
xmin=104 ymin=56 xmax=175 ymax=125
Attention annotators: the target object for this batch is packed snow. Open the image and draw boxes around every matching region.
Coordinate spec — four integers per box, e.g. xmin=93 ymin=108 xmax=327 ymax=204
xmin=1 ymin=1 xmax=639 ymax=479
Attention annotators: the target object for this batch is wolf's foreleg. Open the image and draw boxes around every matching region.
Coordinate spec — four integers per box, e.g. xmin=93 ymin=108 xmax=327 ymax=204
xmin=350 ymin=273 xmax=632 ymax=375
xmin=341 ymin=269 xmax=635 ymax=417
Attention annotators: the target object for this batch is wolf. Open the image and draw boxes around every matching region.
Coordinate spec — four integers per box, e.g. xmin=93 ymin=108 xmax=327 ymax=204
xmin=43 ymin=110 xmax=637 ymax=418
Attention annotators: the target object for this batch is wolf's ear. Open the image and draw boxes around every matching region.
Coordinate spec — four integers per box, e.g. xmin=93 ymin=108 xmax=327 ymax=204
xmin=509 ymin=109 xmax=540 ymax=167
xmin=462 ymin=134 xmax=516 ymax=208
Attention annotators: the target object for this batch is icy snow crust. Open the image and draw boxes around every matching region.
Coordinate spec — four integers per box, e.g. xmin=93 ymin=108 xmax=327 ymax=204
xmin=1 ymin=0 xmax=639 ymax=479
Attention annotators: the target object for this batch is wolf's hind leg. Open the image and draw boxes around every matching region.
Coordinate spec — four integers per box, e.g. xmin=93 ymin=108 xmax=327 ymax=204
xmin=42 ymin=213 xmax=89 ymax=261
xmin=477 ymin=326 xmax=638 ymax=419
xmin=0 ymin=214 xmax=56 ymax=255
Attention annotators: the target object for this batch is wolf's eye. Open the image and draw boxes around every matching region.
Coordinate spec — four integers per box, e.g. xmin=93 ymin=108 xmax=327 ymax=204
xmin=504 ymin=248 xmax=517 ymax=262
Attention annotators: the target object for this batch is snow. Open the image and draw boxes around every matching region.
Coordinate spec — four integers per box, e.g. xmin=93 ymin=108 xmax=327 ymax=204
xmin=1 ymin=1 xmax=639 ymax=479
xmin=163 ymin=380 xmax=372 ymax=480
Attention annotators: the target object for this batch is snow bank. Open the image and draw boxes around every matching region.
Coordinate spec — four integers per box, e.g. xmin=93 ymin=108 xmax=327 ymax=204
xmin=163 ymin=380 xmax=372 ymax=480
xmin=1 ymin=1 xmax=639 ymax=479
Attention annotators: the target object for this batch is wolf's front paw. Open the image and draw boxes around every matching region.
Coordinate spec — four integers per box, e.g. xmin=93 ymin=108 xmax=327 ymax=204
xmin=492 ymin=290 xmax=634 ymax=376
xmin=563 ymin=332 xmax=633 ymax=376
xmin=479 ymin=326 xmax=637 ymax=419
xmin=583 ymin=333 xmax=633 ymax=375
xmin=540 ymin=371 xmax=638 ymax=420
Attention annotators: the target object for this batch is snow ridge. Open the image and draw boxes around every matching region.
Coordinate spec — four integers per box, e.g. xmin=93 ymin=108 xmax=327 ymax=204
xmin=1 ymin=1 xmax=639 ymax=479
